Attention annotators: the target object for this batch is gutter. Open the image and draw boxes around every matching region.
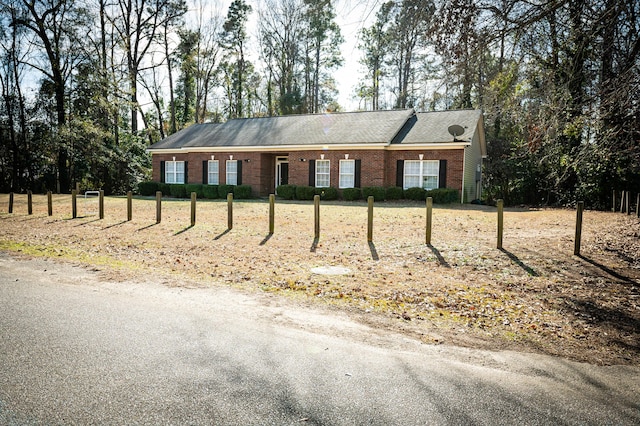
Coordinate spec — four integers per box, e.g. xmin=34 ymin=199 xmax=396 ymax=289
xmin=147 ymin=141 xmax=471 ymax=155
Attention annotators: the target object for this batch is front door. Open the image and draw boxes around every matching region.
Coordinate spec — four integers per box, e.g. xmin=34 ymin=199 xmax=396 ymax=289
xmin=275 ymin=156 xmax=289 ymax=190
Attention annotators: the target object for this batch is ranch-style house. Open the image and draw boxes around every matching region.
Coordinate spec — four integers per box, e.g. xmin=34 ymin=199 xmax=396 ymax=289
xmin=147 ymin=108 xmax=487 ymax=203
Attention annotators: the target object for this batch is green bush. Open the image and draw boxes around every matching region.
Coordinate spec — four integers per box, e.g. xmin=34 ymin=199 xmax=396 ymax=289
xmin=316 ymin=186 xmax=338 ymax=200
xmin=158 ymin=183 xmax=171 ymax=196
xmin=169 ymin=184 xmax=187 ymax=198
xmin=342 ymin=187 xmax=362 ymax=201
xmin=185 ymin=184 xmax=204 ymax=198
xmin=405 ymin=187 xmax=426 ymax=201
xmin=276 ymin=184 xmax=296 ymax=200
xmin=362 ymin=186 xmax=386 ymax=201
xmin=234 ymin=185 xmax=252 ymax=199
xmin=426 ymin=188 xmax=459 ymax=204
xmin=138 ymin=181 xmax=158 ymax=196
xmin=385 ymin=186 xmax=404 ymax=200
xmin=296 ymin=185 xmax=316 ymax=200
xmin=218 ymin=185 xmax=234 ymax=197
xmin=203 ymin=185 xmax=219 ymax=199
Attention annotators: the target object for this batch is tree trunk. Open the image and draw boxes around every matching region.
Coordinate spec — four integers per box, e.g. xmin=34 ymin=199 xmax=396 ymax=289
xmin=165 ymin=26 xmax=177 ymax=134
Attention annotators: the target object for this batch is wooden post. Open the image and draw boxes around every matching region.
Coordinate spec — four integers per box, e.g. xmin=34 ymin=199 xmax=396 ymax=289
xmin=227 ymin=193 xmax=233 ymax=230
xmin=626 ymin=191 xmax=630 ymax=215
xmin=127 ymin=191 xmax=132 ymax=221
xmin=314 ymin=194 xmax=320 ymax=239
xmin=269 ymin=194 xmax=275 ymax=234
xmin=620 ymin=190 xmax=625 ymax=213
xmin=612 ymin=190 xmax=616 ymax=212
xmin=425 ymin=197 xmax=433 ymax=245
xmin=8 ymin=192 xmax=13 ymax=213
xmin=99 ymin=190 xmax=105 ymax=219
xmin=637 ymin=193 xmax=640 ymax=218
xmin=574 ymin=201 xmax=584 ymax=256
xmin=156 ymin=191 xmax=162 ymax=223
xmin=47 ymin=191 xmax=52 ymax=216
xmin=72 ymin=190 xmax=77 ymax=219
xmin=190 ymin=192 xmax=197 ymax=226
xmin=367 ymin=196 xmax=374 ymax=242
xmin=27 ymin=190 xmax=33 ymax=215
xmin=497 ymin=199 xmax=504 ymax=249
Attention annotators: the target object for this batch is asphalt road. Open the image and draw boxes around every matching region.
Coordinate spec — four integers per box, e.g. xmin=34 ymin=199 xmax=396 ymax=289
xmin=1 ymin=254 xmax=638 ymax=425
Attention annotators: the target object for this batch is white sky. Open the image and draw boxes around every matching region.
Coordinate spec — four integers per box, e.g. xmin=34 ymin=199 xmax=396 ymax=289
xmin=333 ymin=0 xmax=380 ymax=110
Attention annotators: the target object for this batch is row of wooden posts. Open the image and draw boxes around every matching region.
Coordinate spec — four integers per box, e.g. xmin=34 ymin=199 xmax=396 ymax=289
xmin=7 ymin=191 xmax=589 ymax=255
xmin=613 ymin=190 xmax=640 ymax=216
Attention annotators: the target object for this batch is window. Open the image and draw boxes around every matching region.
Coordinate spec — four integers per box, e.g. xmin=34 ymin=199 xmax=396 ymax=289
xmin=403 ymin=160 xmax=439 ymax=190
xmin=208 ymin=160 xmax=219 ymax=185
xmin=226 ymin=160 xmax=238 ymax=185
xmin=339 ymin=159 xmax=355 ymax=188
xmin=315 ymin=159 xmax=330 ymax=187
xmin=165 ymin=161 xmax=185 ymax=184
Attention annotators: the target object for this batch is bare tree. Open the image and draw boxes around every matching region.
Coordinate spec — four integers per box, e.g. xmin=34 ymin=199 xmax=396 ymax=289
xmin=108 ymin=0 xmax=186 ymax=134
xmin=258 ymin=0 xmax=305 ymax=115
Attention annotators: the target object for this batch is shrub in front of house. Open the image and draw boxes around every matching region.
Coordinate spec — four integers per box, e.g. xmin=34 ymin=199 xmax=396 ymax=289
xmin=385 ymin=186 xmax=404 ymax=200
xmin=138 ymin=181 xmax=158 ymax=196
xmin=234 ymin=185 xmax=252 ymax=199
xmin=218 ymin=185 xmax=234 ymax=198
xmin=295 ymin=185 xmax=316 ymax=200
xmin=405 ymin=187 xmax=426 ymax=201
xmin=158 ymin=183 xmax=171 ymax=196
xmin=342 ymin=187 xmax=361 ymax=201
xmin=203 ymin=185 xmax=219 ymax=199
xmin=316 ymin=187 xmax=338 ymax=200
xmin=185 ymin=184 xmax=204 ymax=198
xmin=426 ymin=188 xmax=459 ymax=204
xmin=276 ymin=184 xmax=296 ymax=200
xmin=169 ymin=184 xmax=187 ymax=198
xmin=362 ymin=186 xmax=386 ymax=201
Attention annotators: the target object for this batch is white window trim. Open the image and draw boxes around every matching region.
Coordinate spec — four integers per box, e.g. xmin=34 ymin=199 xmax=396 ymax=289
xmin=403 ymin=160 xmax=439 ymax=190
xmin=226 ymin=160 xmax=238 ymax=185
xmin=165 ymin=160 xmax=185 ymax=184
xmin=339 ymin=159 xmax=355 ymax=189
xmin=315 ymin=159 xmax=330 ymax=188
xmin=208 ymin=160 xmax=219 ymax=185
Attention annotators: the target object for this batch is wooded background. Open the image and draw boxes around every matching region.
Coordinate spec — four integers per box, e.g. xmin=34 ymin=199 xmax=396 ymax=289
xmin=1 ymin=0 xmax=638 ymax=208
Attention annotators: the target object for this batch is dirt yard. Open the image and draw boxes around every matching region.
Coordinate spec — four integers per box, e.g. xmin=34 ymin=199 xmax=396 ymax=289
xmin=1 ymin=193 xmax=639 ymax=366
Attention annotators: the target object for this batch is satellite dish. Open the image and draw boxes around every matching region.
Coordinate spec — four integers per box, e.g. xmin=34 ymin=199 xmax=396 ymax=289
xmin=448 ymin=124 xmax=465 ymax=140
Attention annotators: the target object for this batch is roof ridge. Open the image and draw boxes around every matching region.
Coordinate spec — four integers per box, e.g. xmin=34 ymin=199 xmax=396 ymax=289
xmin=224 ymin=108 xmax=414 ymax=122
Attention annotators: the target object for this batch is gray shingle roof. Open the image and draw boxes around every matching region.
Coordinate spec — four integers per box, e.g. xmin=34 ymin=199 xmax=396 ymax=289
xmin=392 ymin=110 xmax=483 ymax=145
xmin=147 ymin=109 xmax=484 ymax=150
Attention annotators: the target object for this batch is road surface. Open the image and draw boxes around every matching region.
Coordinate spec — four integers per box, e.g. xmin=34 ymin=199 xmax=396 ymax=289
xmin=1 ymin=253 xmax=638 ymax=425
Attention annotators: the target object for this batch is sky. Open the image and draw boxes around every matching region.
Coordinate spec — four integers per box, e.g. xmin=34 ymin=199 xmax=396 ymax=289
xmin=332 ymin=1 xmax=380 ymax=110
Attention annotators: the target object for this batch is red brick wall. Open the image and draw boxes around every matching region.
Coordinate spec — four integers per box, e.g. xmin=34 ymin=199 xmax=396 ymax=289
xmin=152 ymin=148 xmax=465 ymax=196
xmin=385 ymin=150 xmax=464 ymax=190
xmin=287 ymin=150 xmax=386 ymax=188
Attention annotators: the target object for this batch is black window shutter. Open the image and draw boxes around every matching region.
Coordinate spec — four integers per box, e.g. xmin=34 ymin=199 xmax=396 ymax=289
xmin=396 ymin=160 xmax=404 ymax=187
xmin=184 ymin=161 xmax=188 ymax=184
xmin=160 ymin=161 xmax=165 ymax=183
xmin=439 ymin=160 xmax=447 ymax=188
xmin=354 ymin=159 xmax=362 ymax=188
xmin=202 ymin=160 xmax=208 ymax=184
xmin=308 ymin=160 xmax=316 ymax=186
xmin=237 ymin=160 xmax=242 ymax=185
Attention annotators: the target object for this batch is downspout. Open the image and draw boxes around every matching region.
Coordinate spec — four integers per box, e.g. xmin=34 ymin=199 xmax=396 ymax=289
xmin=461 ymin=146 xmax=466 ymax=203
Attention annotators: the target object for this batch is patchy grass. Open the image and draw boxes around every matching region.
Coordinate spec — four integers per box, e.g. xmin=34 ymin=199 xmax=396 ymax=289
xmin=1 ymin=193 xmax=639 ymax=365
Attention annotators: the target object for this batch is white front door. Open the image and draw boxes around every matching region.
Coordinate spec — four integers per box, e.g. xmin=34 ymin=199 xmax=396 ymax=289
xmin=275 ymin=156 xmax=289 ymax=190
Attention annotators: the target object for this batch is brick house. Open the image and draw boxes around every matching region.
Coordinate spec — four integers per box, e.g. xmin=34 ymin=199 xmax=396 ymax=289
xmin=147 ymin=108 xmax=487 ymax=202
